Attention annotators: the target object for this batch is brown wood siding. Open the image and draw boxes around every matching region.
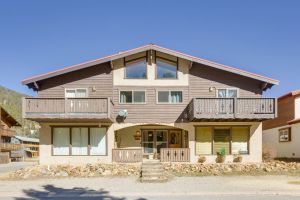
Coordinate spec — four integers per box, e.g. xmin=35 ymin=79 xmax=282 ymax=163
xmin=189 ymin=63 xmax=263 ymax=99
xmin=113 ymin=86 xmax=189 ymax=123
xmin=263 ymin=96 xmax=295 ymax=130
xmin=37 ymin=63 xmax=113 ymax=99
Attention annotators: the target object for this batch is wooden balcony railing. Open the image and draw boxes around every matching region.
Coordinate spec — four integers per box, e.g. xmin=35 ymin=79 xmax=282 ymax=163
xmin=112 ymin=148 xmax=143 ymax=163
xmin=0 ymin=128 xmax=16 ymax=137
xmin=23 ymin=97 xmax=114 ymax=121
xmin=0 ymin=143 xmax=22 ymax=151
xmin=189 ymin=98 xmax=276 ymax=120
xmin=160 ymin=148 xmax=190 ymax=162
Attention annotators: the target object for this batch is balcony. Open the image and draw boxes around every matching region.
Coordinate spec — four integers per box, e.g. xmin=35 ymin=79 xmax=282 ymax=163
xmin=188 ymin=98 xmax=277 ymax=121
xmin=0 ymin=127 xmax=16 ymax=137
xmin=22 ymin=97 xmax=114 ymax=122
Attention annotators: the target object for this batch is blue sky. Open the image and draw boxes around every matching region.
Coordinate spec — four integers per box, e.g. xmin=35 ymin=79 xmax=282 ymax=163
xmin=0 ymin=0 xmax=299 ymax=97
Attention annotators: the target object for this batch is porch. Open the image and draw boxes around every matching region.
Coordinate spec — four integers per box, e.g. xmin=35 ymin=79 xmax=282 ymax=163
xmin=112 ymin=125 xmax=190 ymax=163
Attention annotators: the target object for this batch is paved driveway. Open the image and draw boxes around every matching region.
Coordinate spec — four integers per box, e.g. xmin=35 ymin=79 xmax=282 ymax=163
xmin=0 ymin=162 xmax=37 ymax=174
xmin=0 ymin=176 xmax=300 ymax=199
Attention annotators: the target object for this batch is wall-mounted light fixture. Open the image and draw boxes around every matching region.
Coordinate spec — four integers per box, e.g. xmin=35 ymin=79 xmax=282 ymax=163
xmin=209 ymin=87 xmax=216 ymax=92
xmin=133 ymin=130 xmax=141 ymax=140
xmin=92 ymin=86 xmax=96 ymax=92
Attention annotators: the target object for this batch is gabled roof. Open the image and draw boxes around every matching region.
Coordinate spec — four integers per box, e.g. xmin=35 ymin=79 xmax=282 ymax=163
xmin=278 ymin=89 xmax=300 ymax=100
xmin=22 ymin=44 xmax=279 ymax=86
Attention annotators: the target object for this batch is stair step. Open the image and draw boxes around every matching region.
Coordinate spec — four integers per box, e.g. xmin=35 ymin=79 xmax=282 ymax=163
xmin=141 ymin=168 xmax=164 ymax=172
xmin=140 ymin=176 xmax=168 ymax=183
xmin=142 ymin=172 xmax=164 ymax=177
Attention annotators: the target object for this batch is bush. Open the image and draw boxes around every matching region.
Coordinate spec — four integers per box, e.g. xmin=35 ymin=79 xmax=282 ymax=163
xmin=198 ymin=156 xmax=206 ymax=163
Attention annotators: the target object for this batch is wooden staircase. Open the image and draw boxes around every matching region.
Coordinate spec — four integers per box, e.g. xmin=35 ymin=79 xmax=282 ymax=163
xmin=140 ymin=160 xmax=168 ymax=183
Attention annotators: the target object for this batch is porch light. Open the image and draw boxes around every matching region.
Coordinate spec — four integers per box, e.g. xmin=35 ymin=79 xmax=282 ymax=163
xmin=133 ymin=130 xmax=141 ymax=140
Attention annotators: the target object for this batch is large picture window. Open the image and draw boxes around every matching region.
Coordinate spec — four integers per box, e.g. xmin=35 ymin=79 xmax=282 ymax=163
xmin=71 ymin=127 xmax=88 ymax=155
xmin=125 ymin=56 xmax=147 ymax=79
xmin=195 ymin=126 xmax=249 ymax=155
xmin=90 ymin=128 xmax=107 ymax=155
xmin=52 ymin=127 xmax=107 ymax=156
xmin=53 ymin=128 xmax=70 ymax=155
xmin=155 ymin=51 xmax=178 ymax=79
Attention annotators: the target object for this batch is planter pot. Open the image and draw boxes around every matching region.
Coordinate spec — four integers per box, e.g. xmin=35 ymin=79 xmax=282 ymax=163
xmin=216 ymin=155 xmax=226 ymax=163
xmin=233 ymin=156 xmax=243 ymax=163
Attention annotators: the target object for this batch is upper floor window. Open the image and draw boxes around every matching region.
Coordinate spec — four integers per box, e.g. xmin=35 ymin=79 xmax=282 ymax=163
xmin=124 ymin=52 xmax=147 ymax=79
xmin=65 ymin=88 xmax=88 ymax=98
xmin=157 ymin=91 xmax=182 ymax=103
xmin=217 ymin=88 xmax=238 ymax=98
xmin=120 ymin=91 xmax=146 ymax=104
xmin=279 ymin=127 xmax=291 ymax=142
xmin=156 ymin=51 xmax=178 ymax=79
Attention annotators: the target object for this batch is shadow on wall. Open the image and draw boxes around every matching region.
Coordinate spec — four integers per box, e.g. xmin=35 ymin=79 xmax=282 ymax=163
xmin=15 ymin=184 xmax=147 ymax=200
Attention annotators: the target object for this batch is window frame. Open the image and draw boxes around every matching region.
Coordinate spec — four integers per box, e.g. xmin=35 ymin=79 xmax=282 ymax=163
xmin=124 ymin=56 xmax=148 ymax=79
xmin=155 ymin=52 xmax=178 ymax=80
xmin=216 ymin=88 xmax=239 ymax=98
xmin=65 ymin=88 xmax=88 ymax=98
xmin=51 ymin=126 xmax=108 ymax=156
xmin=278 ymin=127 xmax=291 ymax=142
xmin=156 ymin=90 xmax=183 ymax=104
xmin=119 ymin=90 xmax=147 ymax=104
xmin=194 ymin=125 xmax=250 ymax=156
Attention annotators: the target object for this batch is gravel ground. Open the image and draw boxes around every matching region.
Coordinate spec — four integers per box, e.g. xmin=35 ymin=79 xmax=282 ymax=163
xmin=0 ymin=176 xmax=300 ymax=199
xmin=0 ymin=162 xmax=37 ymax=174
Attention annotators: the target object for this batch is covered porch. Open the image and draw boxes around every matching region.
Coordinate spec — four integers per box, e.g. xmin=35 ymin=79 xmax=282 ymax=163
xmin=112 ymin=125 xmax=190 ymax=163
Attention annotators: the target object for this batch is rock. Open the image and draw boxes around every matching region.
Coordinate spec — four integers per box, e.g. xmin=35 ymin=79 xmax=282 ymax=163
xmin=103 ymin=169 xmax=112 ymax=176
xmin=55 ymin=171 xmax=69 ymax=177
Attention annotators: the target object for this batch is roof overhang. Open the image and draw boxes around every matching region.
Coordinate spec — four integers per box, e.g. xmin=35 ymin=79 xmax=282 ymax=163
xmin=0 ymin=106 xmax=21 ymax=127
xmin=22 ymin=44 xmax=279 ymax=88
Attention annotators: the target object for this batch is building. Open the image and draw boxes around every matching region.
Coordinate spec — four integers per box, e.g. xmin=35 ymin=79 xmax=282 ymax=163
xmin=21 ymin=44 xmax=279 ymax=165
xmin=263 ymin=90 xmax=300 ymax=158
xmin=0 ymin=106 xmax=21 ymax=163
xmin=11 ymin=135 xmax=39 ymax=160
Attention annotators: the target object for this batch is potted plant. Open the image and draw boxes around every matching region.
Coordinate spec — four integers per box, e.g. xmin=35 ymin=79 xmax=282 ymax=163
xmin=198 ymin=156 xmax=206 ymax=163
xmin=233 ymin=154 xmax=243 ymax=163
xmin=216 ymin=148 xmax=226 ymax=163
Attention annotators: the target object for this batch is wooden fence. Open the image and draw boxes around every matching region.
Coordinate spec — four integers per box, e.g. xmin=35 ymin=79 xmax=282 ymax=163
xmin=112 ymin=148 xmax=143 ymax=163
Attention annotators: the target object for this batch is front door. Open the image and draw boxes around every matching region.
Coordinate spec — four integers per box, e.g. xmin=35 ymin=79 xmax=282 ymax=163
xmin=142 ymin=130 xmax=168 ymax=155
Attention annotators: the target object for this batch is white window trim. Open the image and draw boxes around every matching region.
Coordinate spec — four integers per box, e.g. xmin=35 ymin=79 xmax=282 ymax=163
xmin=216 ymin=88 xmax=240 ymax=98
xmin=156 ymin=90 xmax=183 ymax=104
xmin=119 ymin=90 xmax=147 ymax=104
xmin=65 ymin=88 xmax=88 ymax=98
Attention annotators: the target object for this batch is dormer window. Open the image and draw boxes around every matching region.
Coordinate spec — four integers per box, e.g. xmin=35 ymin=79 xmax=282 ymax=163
xmin=156 ymin=51 xmax=178 ymax=79
xmin=124 ymin=52 xmax=147 ymax=79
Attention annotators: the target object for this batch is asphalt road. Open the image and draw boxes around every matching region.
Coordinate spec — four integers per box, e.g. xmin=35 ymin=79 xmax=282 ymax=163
xmin=0 ymin=176 xmax=299 ymax=200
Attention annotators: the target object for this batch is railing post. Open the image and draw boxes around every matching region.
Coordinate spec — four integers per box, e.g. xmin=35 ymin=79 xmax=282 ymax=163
xmin=234 ymin=98 xmax=237 ymax=118
xmin=22 ymin=97 xmax=26 ymax=119
xmin=274 ymin=98 xmax=278 ymax=118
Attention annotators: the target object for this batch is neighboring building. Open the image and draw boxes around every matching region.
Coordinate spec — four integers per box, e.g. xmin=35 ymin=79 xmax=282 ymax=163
xmin=11 ymin=135 xmax=39 ymax=160
xmin=0 ymin=106 xmax=21 ymax=163
xmin=263 ymin=90 xmax=300 ymax=158
xmin=21 ymin=44 xmax=279 ymax=165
